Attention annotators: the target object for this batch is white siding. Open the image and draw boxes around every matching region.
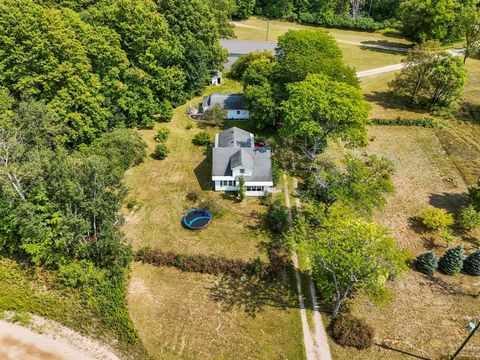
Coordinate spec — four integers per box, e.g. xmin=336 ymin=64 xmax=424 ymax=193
xmin=226 ymin=109 xmax=249 ymax=120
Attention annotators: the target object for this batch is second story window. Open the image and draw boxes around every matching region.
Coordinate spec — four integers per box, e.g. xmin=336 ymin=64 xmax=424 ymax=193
xmin=240 ymin=169 xmax=245 ymax=174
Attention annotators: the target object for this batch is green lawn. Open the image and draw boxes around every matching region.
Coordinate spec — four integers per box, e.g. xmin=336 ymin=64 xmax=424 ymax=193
xmin=124 ymin=79 xmax=305 ymax=359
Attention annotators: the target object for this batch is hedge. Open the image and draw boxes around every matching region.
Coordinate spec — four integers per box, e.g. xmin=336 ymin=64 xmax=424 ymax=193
xmin=136 ymin=248 xmax=269 ymax=278
xmin=369 ymin=117 xmax=437 ymax=128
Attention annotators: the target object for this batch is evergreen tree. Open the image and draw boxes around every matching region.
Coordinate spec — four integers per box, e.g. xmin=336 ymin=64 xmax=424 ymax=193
xmin=416 ymin=251 xmax=439 ymax=275
xmin=464 ymin=250 xmax=480 ymax=276
xmin=438 ymin=245 xmax=464 ymax=275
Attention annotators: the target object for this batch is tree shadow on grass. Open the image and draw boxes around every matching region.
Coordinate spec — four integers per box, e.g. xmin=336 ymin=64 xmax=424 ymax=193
xmin=361 ymin=39 xmax=411 ymax=50
xmin=364 ymin=91 xmax=429 ymax=115
xmin=421 ymin=273 xmax=478 ymax=297
xmin=208 ymin=274 xmax=300 ymax=317
xmin=428 ymin=192 xmax=468 ymax=213
xmin=375 ymin=343 xmax=431 ymax=360
xmin=456 ymin=101 xmax=480 ymax=124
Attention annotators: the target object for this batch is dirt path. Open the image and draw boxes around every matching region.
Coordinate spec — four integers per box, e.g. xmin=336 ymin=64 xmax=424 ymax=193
xmin=283 ymin=175 xmax=331 ymax=360
xmin=0 ymin=316 xmax=121 ymax=360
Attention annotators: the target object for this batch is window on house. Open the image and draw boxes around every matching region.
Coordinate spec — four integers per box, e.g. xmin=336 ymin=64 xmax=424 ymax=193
xmin=237 ymin=110 xmax=240 ymax=115
xmin=222 ymin=181 xmax=228 ymax=186
xmin=240 ymin=169 xmax=245 ymax=174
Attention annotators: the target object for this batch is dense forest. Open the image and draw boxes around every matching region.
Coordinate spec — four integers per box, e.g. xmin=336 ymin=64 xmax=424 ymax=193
xmin=0 ymin=0 xmax=233 ymax=344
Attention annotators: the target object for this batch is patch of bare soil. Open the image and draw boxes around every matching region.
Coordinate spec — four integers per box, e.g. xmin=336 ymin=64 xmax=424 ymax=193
xmin=0 ymin=317 xmax=121 ymax=360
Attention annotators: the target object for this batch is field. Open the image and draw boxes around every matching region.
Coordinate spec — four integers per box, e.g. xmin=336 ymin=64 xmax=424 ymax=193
xmin=124 ymin=79 xmax=305 ymax=359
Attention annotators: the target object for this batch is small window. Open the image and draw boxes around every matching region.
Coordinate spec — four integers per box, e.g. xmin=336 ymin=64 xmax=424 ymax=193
xmin=240 ymin=169 xmax=245 ymax=174
xmin=222 ymin=181 xmax=228 ymax=186
xmin=237 ymin=110 xmax=241 ymax=115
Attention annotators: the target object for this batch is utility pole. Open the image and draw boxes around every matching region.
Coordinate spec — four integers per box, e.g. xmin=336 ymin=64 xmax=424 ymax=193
xmin=451 ymin=320 xmax=480 ymax=359
xmin=266 ymin=21 xmax=270 ymax=42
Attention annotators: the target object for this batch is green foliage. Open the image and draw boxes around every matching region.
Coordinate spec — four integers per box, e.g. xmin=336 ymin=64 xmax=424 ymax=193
xmin=192 ymin=131 xmax=213 ymax=146
xmin=292 ymin=215 xmax=410 ymax=316
xmin=203 ymin=103 xmax=227 ymax=124
xmin=438 ymin=245 xmax=464 ymax=275
xmin=234 ymin=0 xmax=256 ymax=19
xmin=468 ymin=180 xmax=480 ymax=211
xmin=416 ymin=251 xmax=439 ymax=275
xmin=199 ymin=196 xmax=225 ymax=218
xmin=281 ymin=74 xmax=369 ymax=159
xmin=244 ymin=83 xmax=279 ymax=129
xmin=158 ymin=100 xmax=173 ymax=122
xmin=89 ymin=129 xmax=147 ymax=170
xmin=463 ymin=250 xmax=480 ymax=276
xmin=242 ymin=58 xmax=276 ymax=87
xmin=239 ymin=176 xmax=246 ymax=201
xmin=369 ymin=117 xmax=437 ymax=128
xmin=154 ymin=128 xmax=170 ymax=143
xmin=271 ymin=157 xmax=282 ymax=186
xmin=58 ymin=260 xmax=108 ymax=288
xmin=398 ymin=0 xmax=461 ymax=44
xmin=457 ymin=205 xmax=480 ymax=230
xmin=275 ymin=30 xmax=358 ymax=88
xmin=418 ymin=207 xmax=454 ymax=231
xmin=153 ymin=143 xmax=169 ymax=160
xmin=264 ymin=198 xmax=289 ymax=233
xmin=331 ymin=314 xmax=375 ymax=350
xmin=302 ymin=155 xmax=395 ymax=218
xmin=389 ymin=44 xmax=466 ymax=108
xmin=458 ymin=0 xmax=480 ymax=63
xmin=229 ymin=51 xmax=275 ymax=80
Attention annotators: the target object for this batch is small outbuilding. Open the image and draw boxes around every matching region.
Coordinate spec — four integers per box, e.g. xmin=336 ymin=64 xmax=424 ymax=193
xmin=210 ymin=70 xmax=222 ymax=86
xmin=201 ymin=93 xmax=249 ymax=120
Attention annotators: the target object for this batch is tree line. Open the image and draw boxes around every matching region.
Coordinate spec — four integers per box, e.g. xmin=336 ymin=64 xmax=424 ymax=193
xmin=234 ymin=0 xmax=480 ymax=49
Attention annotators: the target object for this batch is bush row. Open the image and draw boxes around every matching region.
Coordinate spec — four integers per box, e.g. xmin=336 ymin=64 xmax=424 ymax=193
xmin=153 ymin=127 xmax=170 ymax=160
xmin=136 ymin=248 xmax=270 ymax=278
xmin=289 ymin=12 xmax=396 ymax=31
xmin=416 ymin=247 xmax=480 ymax=276
xmin=369 ymin=117 xmax=437 ymax=128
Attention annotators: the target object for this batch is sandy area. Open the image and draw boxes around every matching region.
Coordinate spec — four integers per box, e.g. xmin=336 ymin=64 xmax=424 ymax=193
xmin=0 ymin=317 xmax=121 ymax=360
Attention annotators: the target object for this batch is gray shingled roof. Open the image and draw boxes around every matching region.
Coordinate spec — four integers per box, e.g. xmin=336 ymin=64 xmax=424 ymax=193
xmin=220 ymin=39 xmax=277 ymax=55
xmin=202 ymin=94 xmax=244 ymax=110
xmin=212 ymin=147 xmax=273 ymax=182
xmin=217 ymin=127 xmax=252 ymax=148
xmin=231 ymin=149 xmax=253 ymax=169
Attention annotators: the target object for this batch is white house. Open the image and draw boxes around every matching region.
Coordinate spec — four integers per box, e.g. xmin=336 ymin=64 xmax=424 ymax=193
xmin=212 ymin=127 xmax=273 ymax=196
xmin=201 ymin=94 xmax=249 ymax=120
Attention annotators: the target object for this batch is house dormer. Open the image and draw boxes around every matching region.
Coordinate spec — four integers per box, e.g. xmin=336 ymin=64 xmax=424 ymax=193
xmin=230 ymin=149 xmax=253 ymax=178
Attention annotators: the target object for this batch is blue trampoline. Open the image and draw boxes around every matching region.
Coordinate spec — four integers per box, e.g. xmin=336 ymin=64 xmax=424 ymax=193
xmin=182 ymin=209 xmax=212 ymax=230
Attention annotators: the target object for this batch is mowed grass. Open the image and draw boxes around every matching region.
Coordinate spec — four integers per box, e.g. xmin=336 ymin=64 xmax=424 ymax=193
xmin=233 ymin=17 xmax=408 ymax=71
xmin=124 ymin=79 xmax=305 ymax=359
xmin=327 ymin=126 xmax=480 ymax=359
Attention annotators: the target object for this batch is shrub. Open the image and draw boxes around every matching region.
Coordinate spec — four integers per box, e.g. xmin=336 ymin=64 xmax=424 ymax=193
xmin=416 ymin=252 xmax=439 ymax=275
xmin=158 ymin=100 xmax=173 ymax=122
xmin=264 ymin=199 xmax=289 ymax=234
xmin=239 ymin=176 xmax=246 ymax=201
xmin=418 ymin=207 xmax=454 ymax=231
xmin=57 ymin=260 xmax=107 ymax=288
xmin=457 ymin=205 xmax=480 ymax=231
xmin=271 ymin=158 xmax=282 ymax=186
xmin=438 ymin=245 xmax=464 ymax=275
xmin=192 ymin=131 xmax=212 ymax=146
xmin=185 ymin=122 xmax=193 ymax=130
xmin=332 ymin=314 xmax=375 ymax=350
xmin=464 ymin=250 xmax=480 ymax=276
xmin=186 ymin=190 xmax=200 ymax=203
xmin=154 ymin=127 xmax=170 ymax=142
xmin=199 ymin=196 xmax=225 ymax=218
xmin=153 ymin=143 xmax=169 ymax=160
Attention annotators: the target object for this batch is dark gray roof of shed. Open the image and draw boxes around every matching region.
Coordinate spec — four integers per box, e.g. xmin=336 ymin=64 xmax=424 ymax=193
xmin=212 ymin=147 xmax=273 ymax=182
xmin=202 ymin=94 xmax=244 ymax=110
xmin=217 ymin=127 xmax=252 ymax=148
